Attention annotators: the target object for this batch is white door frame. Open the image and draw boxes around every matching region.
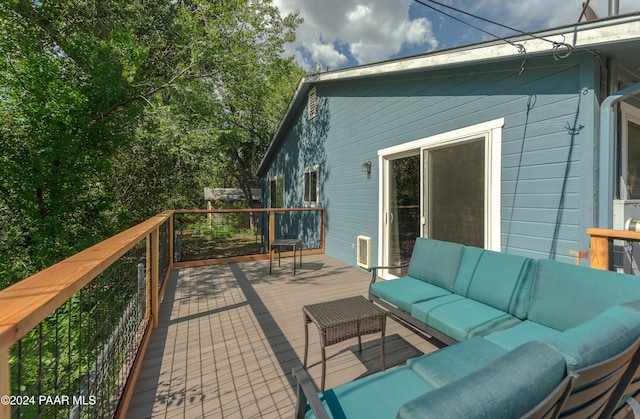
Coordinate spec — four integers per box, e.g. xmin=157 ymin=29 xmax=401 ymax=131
xmin=378 ymin=118 xmax=503 ymax=275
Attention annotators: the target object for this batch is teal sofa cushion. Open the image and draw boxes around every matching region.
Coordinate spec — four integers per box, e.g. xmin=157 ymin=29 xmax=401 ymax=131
xmin=528 ymin=259 xmax=640 ymax=330
xmin=547 ymin=300 xmax=640 ymax=371
xmin=370 ymin=277 xmax=450 ymax=312
xmin=484 ymin=320 xmax=562 ymax=350
xmin=464 ymin=250 xmax=536 ymax=319
xmin=396 ymin=341 xmax=567 ymax=419
xmin=451 ymin=246 xmax=484 ymax=295
xmin=407 ymin=238 xmax=464 ymax=291
xmin=307 ymin=366 xmax=433 ymax=419
xmin=412 ymin=294 xmax=521 ymax=342
xmin=406 ymin=337 xmax=507 ymax=387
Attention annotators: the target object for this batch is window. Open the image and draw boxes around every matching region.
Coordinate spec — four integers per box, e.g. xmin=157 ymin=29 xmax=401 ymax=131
xmin=270 ymin=176 xmax=284 ymax=208
xmin=303 ymin=166 xmax=319 ymax=207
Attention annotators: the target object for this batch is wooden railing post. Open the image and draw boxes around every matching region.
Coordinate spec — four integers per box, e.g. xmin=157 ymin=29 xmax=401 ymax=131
xmin=151 ymin=227 xmax=159 ymax=329
xmin=0 ymin=347 xmax=9 ymax=419
xmin=590 ymin=235 xmax=610 ymax=270
xmin=269 ymin=210 xmax=275 ymax=244
xmin=587 ymin=228 xmax=615 ymax=270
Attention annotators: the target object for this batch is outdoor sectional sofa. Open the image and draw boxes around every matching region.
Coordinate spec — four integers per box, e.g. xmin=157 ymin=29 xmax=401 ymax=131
xmin=293 ymin=238 xmax=640 ymax=418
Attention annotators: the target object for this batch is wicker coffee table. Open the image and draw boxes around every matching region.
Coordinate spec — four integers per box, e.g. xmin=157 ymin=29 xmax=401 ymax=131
xmin=303 ymin=295 xmax=387 ymax=390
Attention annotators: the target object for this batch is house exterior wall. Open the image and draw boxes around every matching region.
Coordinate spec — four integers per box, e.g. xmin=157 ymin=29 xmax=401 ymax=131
xmin=263 ymin=52 xmax=600 ymax=267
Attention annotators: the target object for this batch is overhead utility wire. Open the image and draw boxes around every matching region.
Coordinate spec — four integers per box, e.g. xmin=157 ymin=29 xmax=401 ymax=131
xmin=413 ymin=0 xmax=573 ymax=73
xmin=413 ymin=0 xmax=527 ymax=73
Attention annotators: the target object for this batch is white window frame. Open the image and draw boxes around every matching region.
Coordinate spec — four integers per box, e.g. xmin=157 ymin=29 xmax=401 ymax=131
xmin=620 ymin=102 xmax=640 ymax=200
xmin=270 ymin=175 xmax=285 ymax=208
xmin=302 ymin=165 xmax=319 ymax=207
xmin=377 ymin=118 xmax=503 ymax=270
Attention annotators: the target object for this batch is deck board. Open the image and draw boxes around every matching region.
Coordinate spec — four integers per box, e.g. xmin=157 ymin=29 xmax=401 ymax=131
xmin=126 ymin=255 xmax=442 ymax=418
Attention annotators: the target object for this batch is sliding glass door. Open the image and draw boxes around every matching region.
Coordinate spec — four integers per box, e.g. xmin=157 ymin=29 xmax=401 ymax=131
xmin=383 ymin=155 xmax=420 ymax=276
xmin=422 ymin=138 xmax=485 ymax=247
xmin=380 ymin=119 xmax=503 ymax=277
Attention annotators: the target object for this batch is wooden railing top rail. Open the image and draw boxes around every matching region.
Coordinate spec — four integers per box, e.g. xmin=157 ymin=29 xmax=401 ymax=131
xmin=587 ymin=228 xmax=640 ymax=241
xmin=175 ymin=208 xmax=324 ymax=214
xmin=0 ymin=210 xmax=174 ymax=351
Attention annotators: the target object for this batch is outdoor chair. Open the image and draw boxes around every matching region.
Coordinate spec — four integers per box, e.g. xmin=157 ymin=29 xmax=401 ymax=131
xmin=559 ymin=335 xmax=640 ymax=418
xmin=522 ymin=373 xmax=575 ymax=419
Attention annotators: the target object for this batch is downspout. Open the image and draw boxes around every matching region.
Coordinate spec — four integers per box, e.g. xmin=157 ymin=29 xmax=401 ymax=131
xmin=597 ymin=81 xmax=640 ymax=228
xmin=608 ymin=0 xmax=619 ymax=17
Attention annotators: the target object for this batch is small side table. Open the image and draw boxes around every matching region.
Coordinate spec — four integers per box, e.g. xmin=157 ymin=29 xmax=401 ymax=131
xmin=269 ymin=239 xmax=303 ymax=275
xmin=303 ymin=295 xmax=386 ymax=390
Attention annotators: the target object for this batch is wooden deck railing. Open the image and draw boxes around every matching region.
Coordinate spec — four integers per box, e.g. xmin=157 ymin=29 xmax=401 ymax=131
xmin=173 ymin=208 xmax=326 ymax=268
xmin=0 ymin=207 xmax=325 ymax=419
xmin=588 ymin=228 xmax=640 ymax=270
xmin=0 ymin=211 xmax=173 ymax=419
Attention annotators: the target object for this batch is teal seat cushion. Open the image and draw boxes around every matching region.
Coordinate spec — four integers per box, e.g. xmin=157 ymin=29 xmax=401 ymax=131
xmin=407 ymin=238 xmax=465 ymax=291
xmin=529 ymin=259 xmax=640 ymax=331
xmin=463 ymin=250 xmax=536 ymax=319
xmin=547 ymin=300 xmax=640 ymax=371
xmin=396 ymin=341 xmax=567 ymax=419
xmin=370 ymin=277 xmax=450 ymax=312
xmin=406 ymin=337 xmax=507 ymax=387
xmin=306 ymin=366 xmax=434 ymax=419
xmin=484 ymin=320 xmax=562 ymax=350
xmin=412 ymin=295 xmax=521 ymax=342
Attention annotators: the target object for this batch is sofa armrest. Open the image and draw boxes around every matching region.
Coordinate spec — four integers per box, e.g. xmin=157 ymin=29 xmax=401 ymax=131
xmin=367 ymin=263 xmax=410 ymax=284
xmin=292 ymin=366 xmax=330 ymax=419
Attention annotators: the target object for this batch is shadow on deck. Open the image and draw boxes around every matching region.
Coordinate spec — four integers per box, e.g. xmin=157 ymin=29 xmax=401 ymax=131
xmin=126 ymin=255 xmax=442 ymax=418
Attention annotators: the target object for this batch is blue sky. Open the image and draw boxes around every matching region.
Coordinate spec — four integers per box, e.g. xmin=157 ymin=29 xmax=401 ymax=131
xmin=273 ymin=0 xmax=639 ymax=70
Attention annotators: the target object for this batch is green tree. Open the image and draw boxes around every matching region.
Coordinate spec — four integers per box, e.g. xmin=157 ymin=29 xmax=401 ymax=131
xmin=0 ymin=0 xmax=302 ymax=287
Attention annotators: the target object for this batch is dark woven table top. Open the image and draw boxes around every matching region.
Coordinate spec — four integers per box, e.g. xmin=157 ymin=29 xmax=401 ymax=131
xmin=303 ymin=295 xmax=386 ymax=329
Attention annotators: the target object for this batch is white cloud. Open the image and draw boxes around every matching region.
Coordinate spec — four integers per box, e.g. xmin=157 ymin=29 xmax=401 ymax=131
xmin=275 ymin=0 xmax=640 ymax=70
xmin=274 ymin=0 xmax=438 ymax=69
xmin=309 ymin=42 xmax=349 ymax=69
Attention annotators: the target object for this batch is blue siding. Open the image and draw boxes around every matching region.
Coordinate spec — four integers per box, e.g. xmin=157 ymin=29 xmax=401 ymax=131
xmin=264 ymin=53 xmax=599 ymax=267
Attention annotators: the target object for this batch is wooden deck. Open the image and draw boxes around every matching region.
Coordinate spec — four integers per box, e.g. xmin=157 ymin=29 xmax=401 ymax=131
xmin=125 ymin=255 xmax=443 ymax=418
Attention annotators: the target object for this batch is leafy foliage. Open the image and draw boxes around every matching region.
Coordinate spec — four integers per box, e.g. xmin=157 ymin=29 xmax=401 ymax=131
xmin=0 ymin=0 xmax=304 ymax=287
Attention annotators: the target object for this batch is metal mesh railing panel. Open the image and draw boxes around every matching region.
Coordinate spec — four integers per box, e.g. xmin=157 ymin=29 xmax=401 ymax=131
xmin=9 ymin=239 xmax=148 ymax=418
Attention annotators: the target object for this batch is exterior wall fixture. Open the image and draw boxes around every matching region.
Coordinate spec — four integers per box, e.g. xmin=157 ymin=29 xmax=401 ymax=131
xmin=362 ymin=160 xmax=372 ymax=175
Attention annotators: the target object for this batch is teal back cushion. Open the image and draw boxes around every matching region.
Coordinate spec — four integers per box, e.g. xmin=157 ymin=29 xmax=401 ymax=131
xmin=529 ymin=259 xmax=640 ymax=330
xmin=396 ymin=341 xmax=567 ymax=419
xmin=463 ymin=250 xmax=536 ymax=319
xmin=452 ymin=246 xmax=484 ymax=295
xmin=407 ymin=238 xmax=465 ymax=291
xmin=548 ymin=300 xmax=640 ymax=371
xmin=406 ymin=336 xmax=507 ymax=387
